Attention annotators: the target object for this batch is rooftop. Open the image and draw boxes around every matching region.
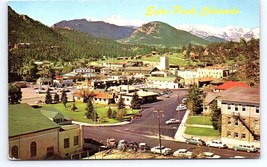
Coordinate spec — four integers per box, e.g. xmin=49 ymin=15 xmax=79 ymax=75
xmin=218 ymin=87 xmax=260 ymax=105
xmin=94 ymin=92 xmax=113 ymax=99
xmin=9 ymin=104 xmax=59 ymax=137
xmin=214 ymin=81 xmax=249 ymax=90
xmin=147 ymin=76 xmax=177 ymax=82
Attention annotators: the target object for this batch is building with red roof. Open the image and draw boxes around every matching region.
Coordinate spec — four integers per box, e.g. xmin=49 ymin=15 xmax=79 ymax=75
xmin=214 ymin=81 xmax=248 ymax=92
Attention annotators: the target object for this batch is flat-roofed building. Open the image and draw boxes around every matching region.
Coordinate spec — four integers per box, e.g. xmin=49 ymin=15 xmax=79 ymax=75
xmin=146 ymin=76 xmax=181 ymax=89
xmin=218 ymin=87 xmax=260 ymax=147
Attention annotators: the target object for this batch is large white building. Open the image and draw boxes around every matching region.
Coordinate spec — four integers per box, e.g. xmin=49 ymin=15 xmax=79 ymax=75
xmin=159 ymin=56 xmax=169 ymax=70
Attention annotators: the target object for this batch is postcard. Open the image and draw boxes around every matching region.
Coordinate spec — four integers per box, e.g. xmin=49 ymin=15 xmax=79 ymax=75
xmin=8 ymin=0 xmax=260 ymax=160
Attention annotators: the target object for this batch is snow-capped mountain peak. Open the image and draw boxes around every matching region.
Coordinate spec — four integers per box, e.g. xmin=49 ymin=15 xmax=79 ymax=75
xmin=176 ymin=24 xmax=259 ymax=41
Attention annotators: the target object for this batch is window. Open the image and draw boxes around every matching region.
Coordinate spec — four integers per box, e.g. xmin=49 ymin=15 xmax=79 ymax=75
xmin=64 ymin=138 xmax=69 ymax=148
xmin=11 ymin=146 xmax=18 ymax=159
xmin=235 ymin=104 xmax=238 ymax=111
xmin=30 ymin=142 xmax=37 ymax=157
xmin=227 ymin=131 xmax=231 ymax=137
xmin=234 ymin=132 xmax=239 ymax=138
xmin=241 ymin=133 xmax=246 ymax=139
xmin=235 ymin=118 xmax=238 ymax=126
xmin=227 ymin=104 xmax=231 ymax=110
xmin=74 ymin=136 xmax=79 ymax=146
xmin=227 ymin=117 xmax=231 ymax=124
xmin=242 ymin=106 xmax=246 ymax=112
xmin=256 ymin=107 xmax=260 ymax=114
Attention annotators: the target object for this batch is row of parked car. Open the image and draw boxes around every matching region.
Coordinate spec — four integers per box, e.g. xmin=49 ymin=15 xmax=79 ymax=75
xmin=185 ymin=137 xmax=258 ymax=153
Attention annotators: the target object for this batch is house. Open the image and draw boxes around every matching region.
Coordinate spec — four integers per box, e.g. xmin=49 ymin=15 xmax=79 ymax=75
xmin=213 ymin=81 xmax=248 ymax=92
xmin=115 ymin=90 xmax=158 ymax=106
xmin=93 ymin=91 xmax=114 ymax=104
xmin=73 ymin=68 xmax=95 ymax=74
xmin=146 ymin=76 xmax=181 ymax=89
xmin=108 ymin=85 xmax=137 ymax=94
xmin=9 ymin=104 xmax=60 ymax=160
xmin=122 ymin=66 xmax=159 ymax=76
xmin=217 ymin=87 xmax=260 ymax=146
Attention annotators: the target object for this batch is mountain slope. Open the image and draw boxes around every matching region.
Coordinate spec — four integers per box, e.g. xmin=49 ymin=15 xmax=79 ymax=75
xmin=121 ymin=21 xmax=209 ymax=47
xmin=177 ymin=24 xmax=259 ymax=42
xmin=204 ymin=36 xmax=227 ymax=43
xmin=52 ymin=19 xmax=136 ymax=40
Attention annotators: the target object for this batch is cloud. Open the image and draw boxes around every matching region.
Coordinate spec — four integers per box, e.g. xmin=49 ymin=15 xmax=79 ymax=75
xmin=86 ymin=15 xmax=145 ymax=27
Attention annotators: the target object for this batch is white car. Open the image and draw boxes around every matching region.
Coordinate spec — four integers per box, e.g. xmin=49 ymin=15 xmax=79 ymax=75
xmin=176 ymin=104 xmax=187 ymax=111
xmin=173 ymin=149 xmax=192 ymax=158
xmin=202 ymin=152 xmax=221 ymax=159
xmin=206 ymin=140 xmax=227 ymax=148
xmin=165 ymin=118 xmax=180 ymax=125
xmin=151 ymin=146 xmax=171 ymax=155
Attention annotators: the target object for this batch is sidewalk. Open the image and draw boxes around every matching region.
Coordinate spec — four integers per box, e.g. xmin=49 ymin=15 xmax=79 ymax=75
xmin=174 ymin=109 xmax=190 ymax=142
xmin=72 ymin=120 xmax=131 ymax=127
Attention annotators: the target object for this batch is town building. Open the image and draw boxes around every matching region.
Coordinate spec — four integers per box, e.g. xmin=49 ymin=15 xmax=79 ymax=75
xmin=9 ymin=104 xmax=84 ymax=160
xmin=146 ymin=76 xmax=181 ymax=89
xmin=93 ymin=91 xmax=114 ymax=104
xmin=177 ymin=70 xmax=198 ymax=87
xmin=217 ymin=87 xmax=260 ymax=147
xmin=73 ymin=68 xmax=95 ymax=74
xmin=9 ymin=104 xmax=60 ymax=160
xmin=158 ymin=56 xmax=169 ymax=70
xmin=197 ymin=66 xmax=229 ymax=79
xmin=213 ymin=81 xmax=248 ymax=92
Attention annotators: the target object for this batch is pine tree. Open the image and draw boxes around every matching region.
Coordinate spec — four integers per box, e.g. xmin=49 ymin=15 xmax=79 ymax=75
xmin=54 ymin=92 xmax=59 ymax=103
xmin=210 ymin=101 xmax=222 ymax=133
xmin=186 ymin=84 xmax=202 ymax=115
xmin=130 ymin=91 xmax=141 ymax=110
xmin=45 ymin=89 xmax=52 ymax=104
xmin=107 ymin=106 xmax=112 ymax=118
xmin=61 ymin=89 xmax=68 ymax=108
xmin=8 ymin=83 xmax=22 ymax=104
xmin=85 ymin=99 xmax=95 ymax=119
xmin=116 ymin=109 xmax=127 ymax=121
xmin=117 ymin=95 xmax=125 ymax=110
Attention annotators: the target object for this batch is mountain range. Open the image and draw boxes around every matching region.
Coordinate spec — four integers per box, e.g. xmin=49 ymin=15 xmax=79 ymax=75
xmin=120 ymin=21 xmax=209 ymax=47
xmin=52 ymin=19 xmax=136 ymax=40
xmin=176 ymin=24 xmax=259 ymax=42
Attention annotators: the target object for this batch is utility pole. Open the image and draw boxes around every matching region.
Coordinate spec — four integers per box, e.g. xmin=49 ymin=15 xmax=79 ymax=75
xmin=153 ymin=108 xmax=164 ymax=154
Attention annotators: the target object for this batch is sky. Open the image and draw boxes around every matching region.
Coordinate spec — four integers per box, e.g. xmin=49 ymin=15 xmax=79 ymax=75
xmin=9 ymin=0 xmax=259 ymax=28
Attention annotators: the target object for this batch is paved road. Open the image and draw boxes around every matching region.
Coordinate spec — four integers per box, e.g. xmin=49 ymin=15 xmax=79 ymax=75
xmin=83 ymin=90 xmax=260 ymax=159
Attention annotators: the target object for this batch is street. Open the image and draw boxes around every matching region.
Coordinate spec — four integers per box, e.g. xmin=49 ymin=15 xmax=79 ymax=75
xmin=83 ymin=90 xmax=260 ymax=159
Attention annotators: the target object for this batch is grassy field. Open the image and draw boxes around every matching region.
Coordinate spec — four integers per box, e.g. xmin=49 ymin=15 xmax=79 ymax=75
xmin=186 ymin=116 xmax=212 ymax=125
xmin=184 ymin=127 xmax=220 ymax=137
xmin=44 ymin=102 xmax=139 ymax=124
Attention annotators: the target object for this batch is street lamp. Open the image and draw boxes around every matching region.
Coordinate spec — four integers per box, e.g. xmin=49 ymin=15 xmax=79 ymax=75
xmin=153 ymin=108 xmax=164 ymax=154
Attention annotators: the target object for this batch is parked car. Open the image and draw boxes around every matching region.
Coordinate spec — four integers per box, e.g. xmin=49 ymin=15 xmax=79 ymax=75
xmin=151 ymin=145 xmax=171 ymax=155
xmin=117 ymin=140 xmax=128 ymax=151
xmin=176 ymin=104 xmax=187 ymax=111
xmin=173 ymin=149 xmax=192 ymax=158
xmin=202 ymin=152 xmax=221 ymax=159
xmin=139 ymin=143 xmax=150 ymax=152
xmin=233 ymin=144 xmax=256 ymax=152
xmin=206 ymin=140 xmax=227 ymax=148
xmin=181 ymin=98 xmax=187 ymax=104
xmin=165 ymin=118 xmax=180 ymax=125
xmin=230 ymin=156 xmax=245 ymax=159
xmin=106 ymin=138 xmax=117 ymax=148
xmin=185 ymin=137 xmax=205 ymax=146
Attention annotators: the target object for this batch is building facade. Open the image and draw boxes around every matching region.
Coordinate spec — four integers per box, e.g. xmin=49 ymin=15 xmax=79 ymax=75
xmin=218 ymin=87 xmax=260 ymax=147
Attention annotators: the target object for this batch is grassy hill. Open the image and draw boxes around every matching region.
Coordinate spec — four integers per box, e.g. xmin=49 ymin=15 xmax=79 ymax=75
xmin=121 ymin=21 xmax=209 ymax=47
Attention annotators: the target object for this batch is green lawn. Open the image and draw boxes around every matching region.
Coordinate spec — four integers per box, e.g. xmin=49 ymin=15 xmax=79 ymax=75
xmin=186 ymin=116 xmax=212 ymax=125
xmin=185 ymin=127 xmax=220 ymax=137
xmin=44 ymin=102 xmax=139 ymax=124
